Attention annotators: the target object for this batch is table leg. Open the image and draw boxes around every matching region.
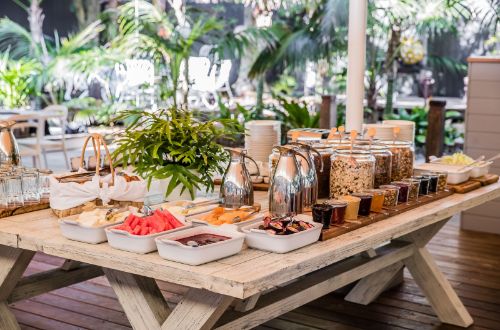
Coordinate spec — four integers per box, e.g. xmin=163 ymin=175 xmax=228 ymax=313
xmin=404 ymin=247 xmax=473 ymax=327
xmin=162 ymin=288 xmax=233 ymax=330
xmin=104 ymin=268 xmax=170 ymax=330
xmin=344 ymin=219 xmax=449 ymax=305
xmin=0 ymin=245 xmax=35 ymax=330
xmin=344 ymin=261 xmax=404 ymax=305
xmin=104 ymin=267 xmax=233 ymax=330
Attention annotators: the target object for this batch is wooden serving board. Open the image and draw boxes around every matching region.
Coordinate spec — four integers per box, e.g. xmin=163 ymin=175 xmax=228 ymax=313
xmin=470 ymin=174 xmax=499 ymax=186
xmin=0 ymin=200 xmax=50 ymax=219
xmin=320 ymin=190 xmax=454 ymax=241
xmin=447 ymin=180 xmax=482 ymax=194
xmin=214 ymin=179 xmax=269 ymax=191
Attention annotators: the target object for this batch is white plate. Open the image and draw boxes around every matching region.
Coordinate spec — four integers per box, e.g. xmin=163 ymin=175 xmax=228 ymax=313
xmin=241 ymin=215 xmax=322 ymax=253
xmin=155 ymin=226 xmax=245 ymax=265
xmin=105 ymin=218 xmax=191 ymax=254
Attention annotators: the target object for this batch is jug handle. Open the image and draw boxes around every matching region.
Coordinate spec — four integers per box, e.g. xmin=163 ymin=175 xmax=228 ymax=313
xmin=244 ymin=154 xmax=261 ymax=177
xmin=224 ymin=148 xmax=261 ymax=177
xmin=273 ymin=146 xmax=312 ymax=171
xmin=288 ymin=142 xmax=323 ymax=173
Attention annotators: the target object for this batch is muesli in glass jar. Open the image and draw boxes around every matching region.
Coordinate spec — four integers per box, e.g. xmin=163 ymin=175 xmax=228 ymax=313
xmin=381 ymin=141 xmax=414 ymax=181
xmin=356 ymin=144 xmax=392 ymax=188
xmin=329 ymin=150 xmax=375 ymax=199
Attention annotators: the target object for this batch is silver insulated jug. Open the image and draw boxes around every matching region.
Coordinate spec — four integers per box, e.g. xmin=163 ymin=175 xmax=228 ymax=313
xmin=269 ymin=146 xmax=311 ymax=217
xmin=0 ymin=120 xmax=21 ymax=166
xmin=288 ymin=142 xmax=323 ymax=211
xmin=220 ymin=148 xmax=260 ymax=208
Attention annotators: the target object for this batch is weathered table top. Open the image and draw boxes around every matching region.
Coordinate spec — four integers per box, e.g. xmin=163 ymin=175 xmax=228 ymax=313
xmin=0 ymin=183 xmax=499 ymax=299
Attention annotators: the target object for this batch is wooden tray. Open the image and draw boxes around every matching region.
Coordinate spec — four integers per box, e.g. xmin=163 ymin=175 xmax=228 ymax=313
xmin=471 ymin=174 xmax=499 ymax=186
xmin=214 ymin=179 xmax=269 ymax=191
xmin=319 ymin=190 xmax=454 ymax=241
xmin=0 ymin=200 xmax=50 ymax=219
xmin=447 ymin=174 xmax=499 ymax=194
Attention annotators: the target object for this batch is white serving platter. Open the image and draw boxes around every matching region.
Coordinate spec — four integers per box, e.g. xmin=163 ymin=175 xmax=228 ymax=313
xmin=59 ymin=215 xmax=125 ymax=244
xmin=241 ymin=214 xmax=322 ymax=254
xmin=105 ymin=218 xmax=191 ymax=254
xmin=155 ymin=225 xmax=245 ymax=265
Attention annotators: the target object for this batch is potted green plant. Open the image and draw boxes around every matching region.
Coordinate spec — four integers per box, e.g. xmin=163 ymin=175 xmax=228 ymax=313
xmin=112 ymin=107 xmax=241 ymax=201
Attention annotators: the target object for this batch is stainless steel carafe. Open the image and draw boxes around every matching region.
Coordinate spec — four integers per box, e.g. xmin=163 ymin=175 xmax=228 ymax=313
xmin=269 ymin=146 xmax=311 ymax=217
xmin=288 ymin=142 xmax=323 ymax=210
xmin=220 ymin=148 xmax=260 ymax=208
xmin=0 ymin=121 xmax=21 ymax=166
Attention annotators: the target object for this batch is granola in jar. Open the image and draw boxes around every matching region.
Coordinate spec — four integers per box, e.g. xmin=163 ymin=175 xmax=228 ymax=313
xmin=329 ymin=150 xmax=375 ymax=199
xmin=381 ymin=141 xmax=414 ymax=181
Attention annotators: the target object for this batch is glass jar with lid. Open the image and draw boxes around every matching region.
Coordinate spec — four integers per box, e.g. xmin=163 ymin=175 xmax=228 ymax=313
xmin=381 ymin=141 xmax=414 ymax=181
xmin=311 ymin=144 xmax=334 ymax=199
xmin=355 ymin=144 xmax=392 ymax=188
xmin=329 ymin=149 xmax=375 ymax=199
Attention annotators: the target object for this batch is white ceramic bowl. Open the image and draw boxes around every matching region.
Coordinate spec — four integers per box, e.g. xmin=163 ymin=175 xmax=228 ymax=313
xmin=155 ymin=226 xmax=245 ymax=265
xmin=469 ymin=161 xmax=492 ymax=178
xmin=241 ymin=215 xmax=322 ymax=254
xmin=105 ymin=220 xmax=191 ymax=254
xmin=414 ymin=163 xmax=471 ymax=185
xmin=59 ymin=217 xmax=122 ymax=244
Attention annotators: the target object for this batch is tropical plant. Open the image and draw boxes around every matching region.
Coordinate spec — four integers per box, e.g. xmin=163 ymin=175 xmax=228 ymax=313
xmin=0 ymin=4 xmax=105 ymax=105
xmin=273 ymin=97 xmax=320 ymax=130
xmin=112 ymin=107 xmax=242 ymax=199
xmin=385 ymin=106 xmax=464 ymax=150
xmin=0 ymin=54 xmax=41 ymax=108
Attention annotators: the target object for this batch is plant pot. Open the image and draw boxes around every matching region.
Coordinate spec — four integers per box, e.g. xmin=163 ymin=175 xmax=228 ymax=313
xmin=145 ymin=178 xmax=193 ymax=204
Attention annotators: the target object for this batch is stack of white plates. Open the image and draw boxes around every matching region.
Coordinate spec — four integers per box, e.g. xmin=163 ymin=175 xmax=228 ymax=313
xmin=382 ymin=120 xmax=415 ymax=142
xmin=362 ymin=123 xmax=396 ymax=141
xmin=245 ymin=120 xmax=281 ymax=162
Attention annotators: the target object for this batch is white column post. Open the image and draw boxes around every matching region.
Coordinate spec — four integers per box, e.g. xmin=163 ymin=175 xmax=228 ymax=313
xmin=345 ymin=0 xmax=368 ymax=132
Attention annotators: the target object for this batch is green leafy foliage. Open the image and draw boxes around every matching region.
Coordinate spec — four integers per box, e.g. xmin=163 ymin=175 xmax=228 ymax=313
xmin=0 ymin=54 xmax=41 ymax=108
xmin=385 ymin=106 xmax=464 ymax=149
xmin=273 ymin=97 xmax=320 ymax=130
xmin=112 ymin=107 xmax=241 ymax=199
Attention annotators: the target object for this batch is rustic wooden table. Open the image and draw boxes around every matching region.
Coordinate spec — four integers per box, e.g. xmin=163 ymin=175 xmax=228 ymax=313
xmin=1 ymin=183 xmax=499 ymax=330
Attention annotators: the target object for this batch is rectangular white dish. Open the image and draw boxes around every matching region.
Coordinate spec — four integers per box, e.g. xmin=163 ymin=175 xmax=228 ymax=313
xmin=241 ymin=214 xmax=322 ymax=254
xmin=105 ymin=220 xmax=191 ymax=254
xmin=59 ymin=216 xmax=122 ymax=244
xmin=413 ymin=163 xmax=471 ymax=184
xmin=155 ymin=226 xmax=245 ymax=265
xmin=429 ymin=158 xmax=492 ymax=179
xmin=189 ymin=209 xmax=266 ymax=230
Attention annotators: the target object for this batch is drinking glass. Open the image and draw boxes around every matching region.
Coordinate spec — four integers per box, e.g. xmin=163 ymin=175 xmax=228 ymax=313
xmin=21 ymin=169 xmax=40 ymax=204
xmin=6 ymin=175 xmax=24 ymax=207
xmin=39 ymin=169 xmax=52 ymax=201
xmin=0 ymin=176 xmax=8 ymax=208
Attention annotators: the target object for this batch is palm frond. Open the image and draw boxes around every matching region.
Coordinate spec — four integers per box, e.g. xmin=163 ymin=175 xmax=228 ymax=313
xmin=58 ymin=20 xmax=104 ymax=56
xmin=0 ymin=18 xmax=35 ymax=60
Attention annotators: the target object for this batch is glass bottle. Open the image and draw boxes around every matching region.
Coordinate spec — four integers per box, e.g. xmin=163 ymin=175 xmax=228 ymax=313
xmin=381 ymin=141 xmax=415 ymax=181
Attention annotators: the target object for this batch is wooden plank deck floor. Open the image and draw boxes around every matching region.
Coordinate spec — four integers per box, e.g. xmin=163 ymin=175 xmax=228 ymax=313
xmin=8 ymin=216 xmax=500 ymax=330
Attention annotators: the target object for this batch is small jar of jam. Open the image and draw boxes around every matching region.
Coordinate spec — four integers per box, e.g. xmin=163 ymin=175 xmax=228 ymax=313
xmin=423 ymin=173 xmax=439 ymax=193
xmin=351 ymin=193 xmax=373 ymax=216
xmin=338 ymin=195 xmax=361 ymax=220
xmin=312 ymin=203 xmax=334 ymax=229
xmin=327 ymin=200 xmax=348 ymax=225
xmin=363 ymin=189 xmax=385 ymax=213
xmin=379 ymin=185 xmax=400 ymax=207
xmin=391 ymin=181 xmax=410 ymax=204
xmin=413 ymin=176 xmax=430 ymax=195
xmin=402 ymin=178 xmax=420 ymax=201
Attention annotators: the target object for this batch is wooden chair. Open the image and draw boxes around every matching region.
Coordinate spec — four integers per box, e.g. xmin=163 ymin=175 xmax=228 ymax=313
xmin=15 ymin=105 xmax=70 ymax=169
